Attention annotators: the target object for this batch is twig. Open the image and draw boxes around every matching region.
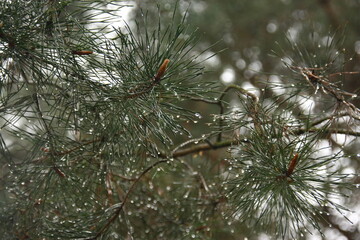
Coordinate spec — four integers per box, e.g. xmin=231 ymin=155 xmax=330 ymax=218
xmin=170 ymin=137 xmax=209 ymax=155
xmin=307 ymin=112 xmax=350 ymax=127
xmin=91 ymin=159 xmax=168 ymax=239
xmin=180 ymin=159 xmax=210 ymax=192
xmin=160 ymin=139 xmax=247 ymax=159
xmin=111 ymin=173 xmax=137 ymax=181
xmin=217 ymin=84 xmax=259 ymax=141
xmin=292 ymin=65 xmax=360 ymax=120
xmin=164 ymin=127 xmax=360 ymax=160
xmin=301 ymin=128 xmax=360 ymax=137
xmin=33 ymin=138 xmax=101 ymax=162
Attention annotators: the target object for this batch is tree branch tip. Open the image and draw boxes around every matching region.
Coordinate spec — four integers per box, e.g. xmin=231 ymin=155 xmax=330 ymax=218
xmin=154 ymin=59 xmax=170 ymax=81
xmin=286 ymin=153 xmax=299 ymax=177
xmin=71 ymin=50 xmax=93 ymax=55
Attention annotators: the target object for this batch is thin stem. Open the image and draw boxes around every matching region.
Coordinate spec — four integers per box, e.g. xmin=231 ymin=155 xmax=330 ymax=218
xmin=180 ymin=159 xmax=210 ymax=192
xmin=162 ymin=138 xmax=247 ymax=159
xmin=217 ymin=84 xmax=259 ymax=141
xmin=91 ymin=159 xmax=169 ymax=239
xmin=33 ymin=138 xmax=101 ymax=162
xmin=165 ymin=127 xmax=360 ymax=159
xmin=307 ymin=113 xmax=350 ymax=127
xmin=170 ymin=137 xmax=208 ymax=155
xmin=304 ymin=128 xmax=360 ymax=137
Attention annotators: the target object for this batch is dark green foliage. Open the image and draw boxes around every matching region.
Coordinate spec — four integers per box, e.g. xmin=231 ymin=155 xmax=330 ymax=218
xmin=226 ymin=108 xmax=351 ymax=239
xmin=0 ymin=1 xmax=359 ymax=240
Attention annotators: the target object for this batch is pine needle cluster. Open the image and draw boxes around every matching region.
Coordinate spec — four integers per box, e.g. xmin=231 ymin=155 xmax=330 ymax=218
xmin=225 ymin=108 xmax=352 ymax=239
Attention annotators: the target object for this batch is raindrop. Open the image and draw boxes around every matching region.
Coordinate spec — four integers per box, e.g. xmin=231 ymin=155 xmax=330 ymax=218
xmin=195 ymin=113 xmax=202 ymax=119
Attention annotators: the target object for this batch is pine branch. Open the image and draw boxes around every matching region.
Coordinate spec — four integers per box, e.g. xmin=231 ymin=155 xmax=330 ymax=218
xmin=1 ymin=1 xmax=359 ymax=239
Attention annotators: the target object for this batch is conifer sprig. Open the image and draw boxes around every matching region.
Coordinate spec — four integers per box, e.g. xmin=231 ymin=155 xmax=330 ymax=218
xmin=225 ymin=108 xmax=353 ymax=239
xmin=274 ymin=27 xmax=360 ymax=120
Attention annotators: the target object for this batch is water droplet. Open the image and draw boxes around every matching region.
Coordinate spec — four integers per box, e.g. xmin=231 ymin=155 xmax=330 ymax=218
xmin=195 ymin=113 xmax=202 ymax=119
